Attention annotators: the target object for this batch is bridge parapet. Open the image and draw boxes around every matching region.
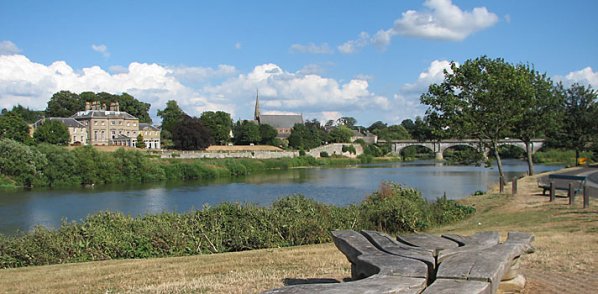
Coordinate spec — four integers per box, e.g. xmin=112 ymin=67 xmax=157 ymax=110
xmin=382 ymin=139 xmax=544 ymax=159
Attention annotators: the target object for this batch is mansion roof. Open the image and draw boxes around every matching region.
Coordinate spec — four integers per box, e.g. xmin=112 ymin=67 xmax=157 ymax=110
xmin=139 ymin=123 xmax=160 ymax=130
xmin=32 ymin=117 xmax=85 ymax=128
xmin=71 ymin=110 xmax=137 ymax=120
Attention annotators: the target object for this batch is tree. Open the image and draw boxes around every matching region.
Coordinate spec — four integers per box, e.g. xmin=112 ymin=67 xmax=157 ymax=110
xmin=46 ymin=91 xmax=84 ymax=117
xmin=336 ymin=117 xmax=357 ymax=129
xmin=377 ymin=125 xmax=411 ymax=141
xmin=136 ymin=133 xmax=146 ymax=149
xmin=0 ymin=112 xmax=31 ymax=143
xmin=233 ymin=120 xmax=261 ymax=145
xmin=6 ymin=105 xmax=44 ymax=123
xmin=511 ymin=67 xmax=563 ymax=175
xmin=82 ymin=92 xmax=152 ymax=123
xmin=368 ymin=121 xmax=388 ymax=135
xmin=0 ymin=139 xmax=47 ymax=187
xmin=555 ymin=83 xmax=597 ymax=165
xmin=421 ymin=56 xmax=531 ymax=182
xmin=288 ymin=123 xmax=322 ymax=150
xmin=33 ymin=120 xmax=70 ymax=145
xmin=259 ymin=124 xmax=278 ymax=145
xmin=329 ymin=125 xmax=354 ymax=143
xmin=171 ymin=115 xmax=213 ymax=150
xmin=200 ymin=111 xmax=233 ymax=145
xmin=400 ymin=119 xmax=415 ymax=136
xmin=157 ymin=100 xmax=185 ymax=148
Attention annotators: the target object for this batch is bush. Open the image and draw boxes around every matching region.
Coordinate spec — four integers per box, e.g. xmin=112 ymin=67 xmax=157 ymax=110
xmin=320 ymin=151 xmax=329 ymax=158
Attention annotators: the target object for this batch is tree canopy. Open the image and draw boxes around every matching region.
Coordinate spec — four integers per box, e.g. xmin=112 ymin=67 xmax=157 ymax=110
xmin=171 ymin=115 xmax=213 ymax=150
xmin=0 ymin=112 xmax=31 ymax=143
xmin=33 ymin=120 xmax=70 ymax=145
xmin=259 ymin=124 xmax=278 ymax=145
xmin=200 ymin=111 xmax=233 ymax=145
xmin=233 ymin=120 xmax=261 ymax=145
xmin=421 ymin=56 xmax=532 ymax=181
xmin=329 ymin=125 xmax=354 ymax=143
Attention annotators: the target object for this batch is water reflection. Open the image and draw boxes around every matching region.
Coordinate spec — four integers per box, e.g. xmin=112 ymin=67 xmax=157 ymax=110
xmin=0 ymin=160 xmax=562 ymax=235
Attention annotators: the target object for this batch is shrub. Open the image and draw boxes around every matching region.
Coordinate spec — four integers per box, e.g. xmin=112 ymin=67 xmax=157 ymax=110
xmin=319 ymin=151 xmax=329 ymax=158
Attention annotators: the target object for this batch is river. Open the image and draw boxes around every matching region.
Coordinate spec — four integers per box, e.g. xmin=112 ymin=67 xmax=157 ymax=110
xmin=0 ymin=159 xmax=562 ymax=235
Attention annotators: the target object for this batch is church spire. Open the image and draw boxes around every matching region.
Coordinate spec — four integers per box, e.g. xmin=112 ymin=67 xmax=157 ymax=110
xmin=254 ymin=89 xmax=260 ymax=121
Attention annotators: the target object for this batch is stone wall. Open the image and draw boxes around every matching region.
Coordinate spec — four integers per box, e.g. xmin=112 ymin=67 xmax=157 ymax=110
xmin=306 ymin=143 xmax=363 ymax=158
xmin=158 ymin=143 xmax=363 ymax=159
xmin=160 ymin=150 xmax=298 ymax=159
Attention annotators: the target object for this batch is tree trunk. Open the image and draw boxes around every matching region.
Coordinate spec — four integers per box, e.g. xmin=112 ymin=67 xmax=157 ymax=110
xmin=575 ymin=149 xmax=580 ymax=166
xmin=525 ymin=141 xmax=535 ymax=175
xmin=493 ymin=141 xmax=505 ymax=186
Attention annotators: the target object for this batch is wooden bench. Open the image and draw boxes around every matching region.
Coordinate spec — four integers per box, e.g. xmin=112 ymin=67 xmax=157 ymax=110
xmin=538 ymin=174 xmax=585 ymax=196
xmin=264 ymin=230 xmax=534 ymax=294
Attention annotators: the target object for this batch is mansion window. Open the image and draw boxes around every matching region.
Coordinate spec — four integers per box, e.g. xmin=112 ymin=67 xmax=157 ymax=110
xmin=127 ymin=122 xmax=130 ymax=127
xmin=94 ymin=121 xmax=97 ymax=126
xmin=111 ymin=121 xmax=115 ymax=125
xmin=94 ymin=131 xmax=98 ymax=140
xmin=101 ymin=121 xmax=105 ymax=126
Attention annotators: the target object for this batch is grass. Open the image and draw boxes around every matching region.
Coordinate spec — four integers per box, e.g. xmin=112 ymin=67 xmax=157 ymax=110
xmin=0 ymin=168 xmax=596 ymax=293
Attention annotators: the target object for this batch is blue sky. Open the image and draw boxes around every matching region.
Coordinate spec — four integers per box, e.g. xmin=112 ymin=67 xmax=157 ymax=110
xmin=1 ymin=0 xmax=597 ymax=126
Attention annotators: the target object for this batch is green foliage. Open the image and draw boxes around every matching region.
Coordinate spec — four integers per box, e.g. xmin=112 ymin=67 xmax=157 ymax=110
xmin=0 ymin=182 xmax=474 ymax=268
xmin=33 ymin=120 xmax=70 ymax=145
xmin=172 ymin=115 xmax=213 ymax=150
xmin=136 ymin=133 xmax=146 ymax=149
xmin=0 ymin=112 xmax=31 ymax=143
xmin=444 ymin=146 xmax=485 ymax=165
xmin=259 ymin=124 xmax=278 ymax=145
xmin=37 ymin=144 xmax=80 ymax=187
xmin=319 ymin=151 xmax=329 ymax=158
xmin=200 ymin=111 xmax=233 ymax=145
xmin=532 ymin=149 xmax=593 ymax=166
xmin=157 ymin=100 xmax=185 ymax=147
xmin=4 ymin=105 xmax=44 ymax=123
xmin=288 ymin=120 xmax=327 ymax=150
xmin=328 ymin=125 xmax=353 ymax=143
xmin=45 ymin=91 xmax=84 ymax=117
xmin=342 ymin=144 xmax=356 ymax=155
xmin=336 ymin=117 xmax=357 ymax=129
xmin=233 ymin=120 xmax=261 ymax=145
xmin=0 ymin=139 xmax=47 ymax=187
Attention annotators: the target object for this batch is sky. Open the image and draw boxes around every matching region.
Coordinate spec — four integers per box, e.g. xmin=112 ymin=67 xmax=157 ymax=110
xmin=1 ymin=0 xmax=597 ymax=126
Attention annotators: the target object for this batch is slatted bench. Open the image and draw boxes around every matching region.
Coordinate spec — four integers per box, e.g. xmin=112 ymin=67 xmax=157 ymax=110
xmin=264 ymin=230 xmax=534 ymax=294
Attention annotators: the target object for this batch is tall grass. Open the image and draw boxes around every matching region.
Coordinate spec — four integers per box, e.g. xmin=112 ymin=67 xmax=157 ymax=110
xmin=0 ymin=182 xmax=474 ymax=268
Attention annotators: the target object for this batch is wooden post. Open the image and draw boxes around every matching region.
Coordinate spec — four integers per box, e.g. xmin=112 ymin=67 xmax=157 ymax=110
xmin=500 ymin=176 xmax=505 ymax=193
xmin=549 ymin=182 xmax=555 ymax=202
xmin=583 ymin=185 xmax=590 ymax=209
xmin=512 ymin=177 xmax=518 ymax=195
xmin=568 ymin=183 xmax=574 ymax=205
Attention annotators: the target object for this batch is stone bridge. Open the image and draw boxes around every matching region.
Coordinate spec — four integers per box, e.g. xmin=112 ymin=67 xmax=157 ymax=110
xmin=383 ymin=138 xmax=544 ymax=160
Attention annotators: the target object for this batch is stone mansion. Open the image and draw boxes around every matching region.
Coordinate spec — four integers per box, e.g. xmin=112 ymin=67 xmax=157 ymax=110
xmin=32 ymin=101 xmax=161 ymax=149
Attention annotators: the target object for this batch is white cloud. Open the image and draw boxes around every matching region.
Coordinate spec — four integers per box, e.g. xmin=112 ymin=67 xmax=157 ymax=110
xmin=290 ymin=43 xmax=333 ymax=54
xmin=0 ymin=40 xmax=21 ymax=55
xmin=339 ymin=0 xmax=498 ymax=53
xmin=338 ymin=32 xmax=370 ymax=54
xmin=91 ymin=44 xmax=110 ymax=58
xmin=391 ymin=60 xmax=453 ymax=121
xmin=235 ymin=42 xmax=241 ymax=49
xmin=558 ymin=67 xmax=598 ymax=88
xmin=0 ymin=54 xmax=389 ymax=124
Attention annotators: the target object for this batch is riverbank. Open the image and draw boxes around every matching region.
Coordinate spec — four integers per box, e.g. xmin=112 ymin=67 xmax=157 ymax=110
xmin=0 ymin=169 xmax=595 ymax=293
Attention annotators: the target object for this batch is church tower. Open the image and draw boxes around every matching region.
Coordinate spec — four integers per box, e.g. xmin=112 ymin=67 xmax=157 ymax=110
xmin=254 ymin=89 xmax=260 ymax=122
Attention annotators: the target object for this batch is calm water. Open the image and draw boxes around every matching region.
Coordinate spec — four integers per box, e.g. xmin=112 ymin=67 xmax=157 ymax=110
xmin=0 ymin=160 xmax=562 ymax=235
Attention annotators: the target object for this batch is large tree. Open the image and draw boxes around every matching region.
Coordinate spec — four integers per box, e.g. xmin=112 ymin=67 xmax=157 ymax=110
xmin=555 ymin=83 xmax=597 ymax=165
xmin=200 ymin=111 xmax=233 ymax=145
xmin=511 ymin=68 xmax=563 ymax=175
xmin=0 ymin=112 xmax=31 ymax=143
xmin=157 ymin=100 xmax=185 ymax=149
xmin=336 ymin=117 xmax=357 ymax=129
xmin=233 ymin=120 xmax=261 ymax=145
xmin=259 ymin=124 xmax=278 ymax=145
xmin=81 ymin=92 xmax=152 ymax=123
xmin=421 ymin=56 xmax=531 ymax=182
xmin=33 ymin=120 xmax=70 ymax=145
xmin=5 ymin=105 xmax=44 ymax=123
xmin=171 ymin=115 xmax=213 ymax=150
xmin=329 ymin=125 xmax=353 ymax=143
xmin=45 ymin=91 xmax=85 ymax=117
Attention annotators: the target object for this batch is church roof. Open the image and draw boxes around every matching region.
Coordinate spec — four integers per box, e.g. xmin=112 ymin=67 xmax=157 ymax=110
xmin=259 ymin=114 xmax=304 ymax=129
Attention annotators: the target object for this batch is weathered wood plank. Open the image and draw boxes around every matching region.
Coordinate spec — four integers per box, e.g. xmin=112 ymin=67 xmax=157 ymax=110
xmin=361 ymin=230 xmax=436 ymax=272
xmin=331 ymin=230 xmax=428 ymax=280
xmin=422 ymin=279 xmax=492 ymax=294
xmin=397 ymin=233 xmax=459 ymax=256
xmin=437 ymin=232 xmax=500 ymax=263
xmin=436 ymin=232 xmax=534 ymax=293
xmin=442 ymin=231 xmax=499 ymax=246
xmin=265 ymin=275 xmax=426 ymax=294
